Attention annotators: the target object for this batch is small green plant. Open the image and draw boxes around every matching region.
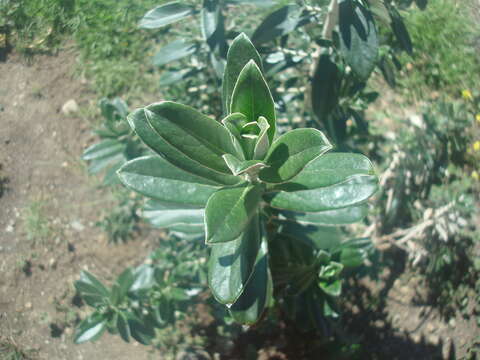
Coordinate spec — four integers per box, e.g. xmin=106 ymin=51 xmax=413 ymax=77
xmin=74 ymin=33 xmax=378 ymax=344
xmin=0 ymin=337 xmax=37 ymax=360
xmin=82 ymin=97 xmax=144 ymax=185
xmin=22 ymin=200 xmax=52 ymax=243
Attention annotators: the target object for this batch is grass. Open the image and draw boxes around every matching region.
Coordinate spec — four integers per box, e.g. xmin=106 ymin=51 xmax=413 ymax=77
xmin=398 ymin=0 xmax=480 ymax=100
xmin=0 ymin=337 xmax=37 ymax=360
xmin=22 ymin=200 xmax=52 ymax=243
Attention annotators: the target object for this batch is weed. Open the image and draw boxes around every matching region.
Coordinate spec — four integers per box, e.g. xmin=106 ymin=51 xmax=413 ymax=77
xmin=22 ymin=200 xmax=52 ymax=243
xmin=0 ymin=337 xmax=37 ymax=360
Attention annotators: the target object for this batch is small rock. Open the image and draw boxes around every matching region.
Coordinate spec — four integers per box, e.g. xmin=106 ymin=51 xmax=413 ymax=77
xmin=62 ymin=99 xmax=79 ymax=115
xmin=5 ymin=223 xmax=14 ymax=233
xmin=70 ymin=220 xmax=85 ymax=232
xmin=412 ymin=334 xmax=421 ymax=343
xmin=49 ymin=258 xmax=57 ymax=268
xmin=448 ymin=318 xmax=456 ymax=328
xmin=25 ymin=302 xmax=32 ymax=310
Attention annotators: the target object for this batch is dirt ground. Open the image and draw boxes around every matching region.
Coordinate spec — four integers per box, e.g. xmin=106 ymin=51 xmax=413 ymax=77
xmin=0 ymin=49 xmax=154 ymax=359
xmin=0 ymin=49 xmax=478 ymax=360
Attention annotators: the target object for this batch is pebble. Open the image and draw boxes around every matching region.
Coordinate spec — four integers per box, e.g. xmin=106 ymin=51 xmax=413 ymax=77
xmin=70 ymin=220 xmax=85 ymax=232
xmin=62 ymin=99 xmax=79 ymax=115
xmin=428 ymin=334 xmax=440 ymax=345
xmin=448 ymin=318 xmax=456 ymax=328
xmin=25 ymin=302 xmax=32 ymax=309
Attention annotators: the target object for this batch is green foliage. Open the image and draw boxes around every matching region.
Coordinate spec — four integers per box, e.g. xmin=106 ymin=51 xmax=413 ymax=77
xmin=116 ymin=33 xmax=378 ymax=328
xmin=0 ymin=337 xmax=37 ymax=360
xmin=74 ymin=233 xmax=208 ymax=346
xmin=22 ymin=200 xmax=52 ymax=243
xmin=0 ymin=0 xmax=75 ymax=53
xmin=398 ymin=0 xmax=480 ymax=98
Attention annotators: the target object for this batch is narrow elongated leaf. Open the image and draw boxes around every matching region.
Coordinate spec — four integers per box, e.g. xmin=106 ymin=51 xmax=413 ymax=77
xmin=116 ymin=312 xmax=131 ymax=342
xmin=338 ymin=0 xmax=379 ymax=80
xmin=267 ymin=175 xmax=378 ymax=212
xmin=118 ymin=156 xmax=221 ymax=206
xmin=274 ymin=204 xmax=368 ymax=226
xmin=251 ymin=5 xmax=304 ymax=46
xmin=208 ymin=215 xmax=261 ymax=304
xmin=82 ymin=139 xmax=125 ymax=161
xmin=143 ymin=200 xmax=204 ymax=228
xmin=74 ymin=312 xmax=107 ymax=344
xmin=223 ymin=34 xmax=263 ymax=114
xmin=139 ymin=2 xmax=193 ymax=29
xmin=389 ymin=7 xmax=413 ymax=55
xmin=229 ymin=240 xmax=272 ymax=324
xmin=145 ymin=101 xmax=241 ymax=173
xmin=311 ymin=50 xmax=341 ymax=123
xmin=201 ymin=0 xmax=227 ymax=53
xmin=259 ymin=129 xmax=332 ymax=184
xmin=116 ymin=268 xmax=135 ymax=299
xmin=153 ymin=40 xmax=198 ymax=67
xmin=127 ymin=107 xmax=239 ymax=185
xmin=75 ymin=271 xmax=110 ymax=301
xmin=230 ymin=61 xmax=275 ymax=142
xmin=205 ymin=183 xmax=263 ymax=244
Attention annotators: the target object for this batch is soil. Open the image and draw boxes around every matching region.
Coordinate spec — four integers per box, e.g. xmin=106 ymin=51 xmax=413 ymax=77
xmin=0 ymin=48 xmax=478 ymax=360
xmin=0 ymin=48 xmax=154 ymax=360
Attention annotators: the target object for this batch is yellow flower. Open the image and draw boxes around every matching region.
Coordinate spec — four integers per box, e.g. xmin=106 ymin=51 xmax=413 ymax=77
xmin=472 ymin=171 xmax=479 ymax=180
xmin=462 ymin=89 xmax=473 ymax=100
xmin=476 ymin=114 xmax=480 ymax=123
xmin=474 ymin=141 xmax=480 ymax=152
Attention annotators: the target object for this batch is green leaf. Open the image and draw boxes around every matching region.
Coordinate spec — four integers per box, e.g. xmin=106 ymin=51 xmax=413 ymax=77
xmin=222 ymin=33 xmax=263 ymax=115
xmin=127 ymin=316 xmax=155 ymax=345
xmin=159 ymin=69 xmax=192 ymax=86
xmin=279 ymin=223 xmax=343 ymax=251
xmin=338 ymin=0 xmax=379 ymax=80
xmin=153 ymin=40 xmax=198 ymax=67
xmin=230 ymin=60 xmax=276 ymax=143
xmin=259 ymin=129 xmax=332 ymax=184
xmin=222 ymin=113 xmax=249 ymax=159
xmin=127 ymin=107 xmax=238 ymax=185
xmin=118 ymin=156 xmax=222 ymax=207
xmin=267 ymin=174 xmax=378 ymax=212
xmin=311 ymin=49 xmax=342 ymax=123
xmin=229 ymin=240 xmax=272 ymax=325
xmin=82 ymin=139 xmax=125 ymax=161
xmin=139 ymin=2 xmax=193 ymax=29
xmin=274 ymin=204 xmax=369 ymax=226
xmin=116 ymin=312 xmax=131 ymax=342
xmin=116 ymin=268 xmax=135 ymax=299
xmin=143 ymin=200 xmax=204 ymax=228
xmin=201 ymin=0 xmax=227 ymax=52
xmin=272 ymin=152 xmax=375 ymax=189
xmin=251 ymin=5 xmax=304 ymax=46
xmin=340 ymin=247 xmax=366 ymax=268
xmin=222 ymin=154 xmax=268 ymax=177
xmin=144 ymin=101 xmax=241 ymax=174
xmin=226 ymin=0 xmax=276 ymax=5
xmin=253 ymin=116 xmax=270 ymax=160
xmin=130 ymin=265 xmax=155 ymax=293
xmin=208 ymin=215 xmax=262 ymax=304
xmin=75 ymin=271 xmax=110 ymax=306
xmin=318 ymin=279 xmax=342 ymax=297
xmin=389 ymin=6 xmax=413 ymax=55
xmin=205 ymin=183 xmax=263 ymax=244
xmin=74 ymin=312 xmax=107 ymax=344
